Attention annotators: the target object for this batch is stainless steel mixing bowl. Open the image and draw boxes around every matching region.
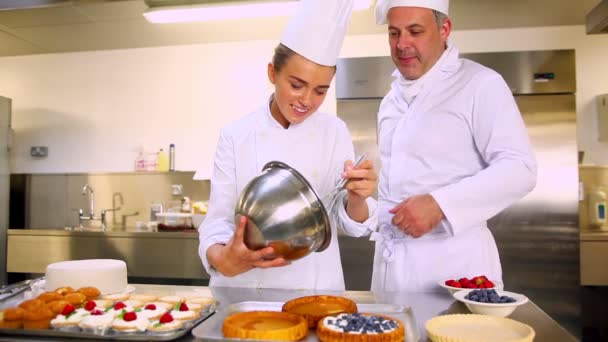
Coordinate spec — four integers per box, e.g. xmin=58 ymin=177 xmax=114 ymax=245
xmin=235 ymin=161 xmax=331 ymax=260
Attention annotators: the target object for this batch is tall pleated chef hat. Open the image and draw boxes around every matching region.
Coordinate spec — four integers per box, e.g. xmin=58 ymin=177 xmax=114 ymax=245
xmin=376 ymin=0 xmax=449 ymax=24
xmin=280 ymin=0 xmax=354 ymax=67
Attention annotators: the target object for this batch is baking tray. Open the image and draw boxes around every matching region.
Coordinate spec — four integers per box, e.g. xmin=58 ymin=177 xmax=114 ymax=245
xmin=192 ymin=301 xmax=420 ymax=342
xmin=0 ymin=305 xmax=216 ymax=341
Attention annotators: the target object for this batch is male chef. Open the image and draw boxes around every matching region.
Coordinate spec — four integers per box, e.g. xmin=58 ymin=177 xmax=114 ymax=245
xmin=371 ymin=0 xmax=537 ymax=292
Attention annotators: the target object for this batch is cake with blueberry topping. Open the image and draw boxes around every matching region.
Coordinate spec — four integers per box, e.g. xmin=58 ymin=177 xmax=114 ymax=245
xmin=316 ymin=313 xmax=404 ymax=342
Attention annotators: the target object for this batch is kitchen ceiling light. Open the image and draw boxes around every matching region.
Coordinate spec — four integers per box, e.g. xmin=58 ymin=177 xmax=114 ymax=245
xmin=143 ymin=0 xmax=372 ymax=24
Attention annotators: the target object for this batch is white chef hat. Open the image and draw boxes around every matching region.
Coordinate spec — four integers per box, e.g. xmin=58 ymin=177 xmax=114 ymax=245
xmin=280 ymin=0 xmax=354 ymax=67
xmin=376 ymin=0 xmax=449 ymax=24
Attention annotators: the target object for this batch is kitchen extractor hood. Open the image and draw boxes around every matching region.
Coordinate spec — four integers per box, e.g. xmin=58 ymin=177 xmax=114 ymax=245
xmin=586 ymin=0 xmax=608 ymax=34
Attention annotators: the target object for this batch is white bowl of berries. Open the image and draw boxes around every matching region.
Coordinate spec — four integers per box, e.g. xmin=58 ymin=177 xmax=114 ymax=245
xmin=453 ymin=288 xmax=529 ymax=317
xmin=439 ymin=276 xmax=502 ymax=295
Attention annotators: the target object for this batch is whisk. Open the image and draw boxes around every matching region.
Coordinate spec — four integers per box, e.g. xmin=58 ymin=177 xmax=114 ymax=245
xmin=321 ymin=152 xmax=368 ymax=212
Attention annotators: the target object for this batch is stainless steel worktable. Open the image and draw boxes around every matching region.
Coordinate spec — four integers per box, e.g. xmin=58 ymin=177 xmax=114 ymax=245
xmin=0 ymin=284 xmax=577 ymax=341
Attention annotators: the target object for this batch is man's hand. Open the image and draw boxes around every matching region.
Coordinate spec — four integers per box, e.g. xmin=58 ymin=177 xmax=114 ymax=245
xmin=389 ymin=194 xmax=445 ymax=238
xmin=206 ymin=216 xmax=289 ymax=277
xmin=343 ymin=159 xmax=377 ymax=222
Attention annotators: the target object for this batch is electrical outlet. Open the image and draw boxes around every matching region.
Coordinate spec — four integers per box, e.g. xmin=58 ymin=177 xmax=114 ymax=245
xmin=30 ymin=146 xmax=48 ymax=157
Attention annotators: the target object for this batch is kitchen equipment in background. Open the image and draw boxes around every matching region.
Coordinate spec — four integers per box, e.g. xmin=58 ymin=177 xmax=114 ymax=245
xmin=156 ymin=212 xmax=194 ymax=231
xmin=0 ymin=95 xmax=11 ymax=286
xmin=235 ymin=161 xmax=331 ymax=261
xmin=588 ymin=187 xmax=608 ymax=229
xmin=336 ymin=50 xmax=579 ymax=336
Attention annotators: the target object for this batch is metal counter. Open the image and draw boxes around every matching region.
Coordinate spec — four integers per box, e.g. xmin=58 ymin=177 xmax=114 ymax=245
xmin=7 ymin=229 xmax=208 ymax=279
xmin=0 ymin=284 xmax=577 ymax=342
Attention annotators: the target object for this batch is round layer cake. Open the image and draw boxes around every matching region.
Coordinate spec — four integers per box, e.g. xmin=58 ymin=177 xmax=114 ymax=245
xmin=317 ymin=312 xmax=405 ymax=342
xmin=223 ymin=311 xmax=308 ymax=341
xmin=282 ymin=295 xmax=358 ymax=328
xmin=45 ymin=259 xmax=127 ymax=295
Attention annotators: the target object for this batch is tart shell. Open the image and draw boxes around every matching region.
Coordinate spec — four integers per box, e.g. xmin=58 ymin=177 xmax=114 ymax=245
xmin=282 ymin=295 xmax=358 ymax=328
xmin=223 ymin=311 xmax=308 ymax=341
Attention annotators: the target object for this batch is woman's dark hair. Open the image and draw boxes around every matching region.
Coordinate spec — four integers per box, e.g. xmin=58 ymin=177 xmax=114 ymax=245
xmin=272 ymin=43 xmax=296 ymax=72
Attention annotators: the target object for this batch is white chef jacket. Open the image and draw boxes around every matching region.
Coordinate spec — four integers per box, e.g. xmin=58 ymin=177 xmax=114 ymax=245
xmin=199 ymin=98 xmax=377 ymax=291
xmin=372 ymin=42 xmax=537 ymax=292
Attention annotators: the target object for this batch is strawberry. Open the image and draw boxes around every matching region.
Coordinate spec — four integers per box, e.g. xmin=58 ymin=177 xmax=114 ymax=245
xmin=123 ymin=311 xmax=137 ymax=322
xmin=179 ymin=302 xmax=189 ymax=311
xmin=114 ymin=302 xmax=127 ymax=310
xmin=91 ymin=309 xmax=104 ymax=316
xmin=145 ymin=304 xmax=157 ymax=310
xmin=445 ymin=280 xmax=461 ymax=288
xmin=485 ymin=280 xmax=495 ymax=288
xmin=61 ymin=304 xmax=75 ymax=316
xmin=458 ymin=278 xmax=470 ymax=286
xmin=84 ymin=300 xmax=96 ymax=311
xmin=159 ymin=312 xmax=173 ymax=324
xmin=472 ymin=276 xmax=486 ymax=286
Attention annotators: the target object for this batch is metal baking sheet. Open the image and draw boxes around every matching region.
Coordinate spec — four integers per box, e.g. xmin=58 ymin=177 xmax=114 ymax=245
xmin=0 ymin=306 xmax=216 ymax=341
xmin=192 ymin=301 xmax=420 ymax=342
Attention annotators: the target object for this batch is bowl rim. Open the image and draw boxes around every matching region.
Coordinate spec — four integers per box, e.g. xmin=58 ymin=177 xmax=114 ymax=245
xmin=453 ymin=288 xmax=529 ymax=307
xmin=262 ymin=161 xmax=332 ymax=252
xmin=438 ymin=279 xmax=503 ymax=291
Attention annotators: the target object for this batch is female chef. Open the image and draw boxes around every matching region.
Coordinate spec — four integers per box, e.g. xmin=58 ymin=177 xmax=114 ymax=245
xmin=198 ymin=0 xmax=377 ymax=290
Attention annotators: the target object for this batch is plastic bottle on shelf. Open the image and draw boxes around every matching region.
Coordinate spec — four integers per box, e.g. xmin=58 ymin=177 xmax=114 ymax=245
xmin=157 ymin=149 xmax=169 ymax=172
xmin=134 ymin=147 xmax=146 ymax=172
xmin=169 ymin=143 xmax=175 ymax=171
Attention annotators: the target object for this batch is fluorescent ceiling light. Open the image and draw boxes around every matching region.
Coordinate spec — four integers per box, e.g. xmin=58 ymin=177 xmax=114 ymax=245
xmin=144 ymin=0 xmax=372 ymax=24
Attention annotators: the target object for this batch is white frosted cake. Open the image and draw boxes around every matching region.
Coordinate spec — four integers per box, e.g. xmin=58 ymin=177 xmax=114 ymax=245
xmin=45 ymin=259 xmax=128 ymax=294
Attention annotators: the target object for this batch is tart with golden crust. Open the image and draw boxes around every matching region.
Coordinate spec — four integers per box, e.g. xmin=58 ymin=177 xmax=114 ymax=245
xmin=282 ymin=295 xmax=358 ymax=328
xmin=223 ymin=311 xmax=308 ymax=341
xmin=316 ymin=312 xmax=405 ymax=342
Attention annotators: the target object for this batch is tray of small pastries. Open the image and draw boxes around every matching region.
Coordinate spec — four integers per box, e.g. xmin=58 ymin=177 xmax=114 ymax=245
xmin=193 ymin=294 xmax=420 ymax=341
xmin=0 ymin=284 xmax=217 ymax=341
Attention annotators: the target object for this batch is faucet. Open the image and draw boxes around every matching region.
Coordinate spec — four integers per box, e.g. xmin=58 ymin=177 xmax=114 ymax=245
xmin=121 ymin=211 xmax=140 ymax=229
xmin=78 ymin=184 xmax=108 ymax=230
xmin=81 ymin=184 xmax=95 ymax=218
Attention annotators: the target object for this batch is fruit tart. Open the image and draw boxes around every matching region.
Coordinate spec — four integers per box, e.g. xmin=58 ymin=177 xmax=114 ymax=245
xmin=316 ymin=312 xmax=405 ymax=342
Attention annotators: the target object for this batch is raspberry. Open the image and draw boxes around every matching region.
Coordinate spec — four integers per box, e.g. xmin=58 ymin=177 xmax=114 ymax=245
xmin=159 ymin=312 xmax=173 ymax=324
xmin=84 ymin=300 xmax=96 ymax=311
xmin=114 ymin=302 xmax=127 ymax=310
xmin=179 ymin=302 xmax=189 ymax=311
xmin=61 ymin=304 xmax=75 ymax=316
xmin=145 ymin=304 xmax=157 ymax=310
xmin=123 ymin=311 xmax=137 ymax=322
xmin=91 ymin=309 xmax=104 ymax=316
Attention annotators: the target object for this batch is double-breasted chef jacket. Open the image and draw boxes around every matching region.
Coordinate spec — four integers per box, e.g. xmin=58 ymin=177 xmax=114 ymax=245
xmin=371 ymin=42 xmax=537 ymax=292
xmin=199 ymin=98 xmax=377 ymax=291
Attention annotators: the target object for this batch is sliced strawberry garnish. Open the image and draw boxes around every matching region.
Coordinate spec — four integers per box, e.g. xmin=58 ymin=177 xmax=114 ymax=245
xmin=91 ymin=309 xmax=104 ymax=316
xmin=114 ymin=302 xmax=127 ymax=310
xmin=159 ymin=312 xmax=173 ymax=324
xmin=123 ymin=311 xmax=137 ymax=322
xmin=84 ymin=300 xmax=96 ymax=311
xmin=61 ymin=304 xmax=75 ymax=316
xmin=179 ymin=302 xmax=189 ymax=311
xmin=144 ymin=303 xmax=157 ymax=310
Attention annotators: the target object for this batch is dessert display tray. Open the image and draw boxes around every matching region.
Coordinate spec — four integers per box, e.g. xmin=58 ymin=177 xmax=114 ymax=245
xmin=192 ymin=301 xmax=420 ymax=342
xmin=0 ymin=305 xmax=216 ymax=341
